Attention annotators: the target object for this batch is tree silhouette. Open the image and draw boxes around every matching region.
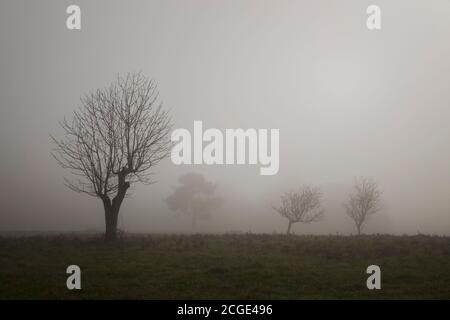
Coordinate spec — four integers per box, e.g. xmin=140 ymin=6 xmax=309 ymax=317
xmin=344 ymin=177 xmax=381 ymax=235
xmin=166 ymin=173 xmax=222 ymax=230
xmin=51 ymin=72 xmax=172 ymax=241
xmin=273 ymin=186 xmax=324 ymax=235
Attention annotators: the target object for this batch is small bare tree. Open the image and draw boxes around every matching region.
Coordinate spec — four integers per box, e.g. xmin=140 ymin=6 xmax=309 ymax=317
xmin=51 ymin=72 xmax=172 ymax=241
xmin=344 ymin=177 xmax=381 ymax=235
xmin=273 ymin=186 xmax=324 ymax=235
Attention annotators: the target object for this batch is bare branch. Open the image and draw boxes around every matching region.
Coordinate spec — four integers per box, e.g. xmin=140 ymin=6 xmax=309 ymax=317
xmin=273 ymin=186 xmax=324 ymax=234
xmin=51 ymin=72 xmax=173 ymax=201
xmin=344 ymin=177 xmax=381 ymax=235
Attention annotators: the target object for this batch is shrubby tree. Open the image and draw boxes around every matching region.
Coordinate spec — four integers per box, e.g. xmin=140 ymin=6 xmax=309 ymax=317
xmin=273 ymin=186 xmax=324 ymax=235
xmin=51 ymin=72 xmax=172 ymax=241
xmin=166 ymin=173 xmax=222 ymax=230
xmin=344 ymin=177 xmax=381 ymax=235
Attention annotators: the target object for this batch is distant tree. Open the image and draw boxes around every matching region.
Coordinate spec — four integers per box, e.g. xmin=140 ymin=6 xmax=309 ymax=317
xmin=273 ymin=186 xmax=324 ymax=235
xmin=51 ymin=72 xmax=172 ymax=241
xmin=166 ymin=173 xmax=222 ymax=230
xmin=344 ymin=177 xmax=381 ymax=235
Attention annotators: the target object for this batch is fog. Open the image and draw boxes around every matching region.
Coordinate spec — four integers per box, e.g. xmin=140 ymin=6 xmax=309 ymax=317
xmin=1 ymin=0 xmax=449 ymax=235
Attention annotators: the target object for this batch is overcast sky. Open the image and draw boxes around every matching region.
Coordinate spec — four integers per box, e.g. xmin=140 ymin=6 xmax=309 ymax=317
xmin=1 ymin=0 xmax=449 ymax=235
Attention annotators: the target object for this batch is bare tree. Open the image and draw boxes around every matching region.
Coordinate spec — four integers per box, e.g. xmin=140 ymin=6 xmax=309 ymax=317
xmin=51 ymin=72 xmax=172 ymax=241
xmin=166 ymin=173 xmax=222 ymax=231
xmin=344 ymin=177 xmax=381 ymax=235
xmin=273 ymin=186 xmax=324 ymax=235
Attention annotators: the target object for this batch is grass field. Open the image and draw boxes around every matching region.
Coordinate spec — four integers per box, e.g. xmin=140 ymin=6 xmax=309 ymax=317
xmin=1 ymin=234 xmax=449 ymax=299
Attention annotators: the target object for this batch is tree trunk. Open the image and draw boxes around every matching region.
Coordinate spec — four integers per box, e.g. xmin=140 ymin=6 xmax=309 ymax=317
xmin=102 ymin=168 xmax=130 ymax=242
xmin=104 ymin=205 xmax=119 ymax=242
xmin=357 ymin=224 xmax=361 ymax=236
xmin=287 ymin=221 xmax=293 ymax=235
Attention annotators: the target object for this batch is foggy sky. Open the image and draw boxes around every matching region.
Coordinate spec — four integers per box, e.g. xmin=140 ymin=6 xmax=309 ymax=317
xmin=1 ymin=0 xmax=450 ymax=235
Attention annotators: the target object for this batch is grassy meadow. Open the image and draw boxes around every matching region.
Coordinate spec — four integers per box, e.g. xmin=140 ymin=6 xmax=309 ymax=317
xmin=0 ymin=234 xmax=449 ymax=299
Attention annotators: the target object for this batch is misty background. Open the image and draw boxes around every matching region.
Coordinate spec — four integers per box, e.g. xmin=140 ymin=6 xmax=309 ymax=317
xmin=1 ymin=0 xmax=449 ymax=235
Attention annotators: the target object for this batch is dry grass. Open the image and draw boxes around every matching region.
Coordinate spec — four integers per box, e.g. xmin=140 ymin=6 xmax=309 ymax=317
xmin=1 ymin=234 xmax=449 ymax=299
